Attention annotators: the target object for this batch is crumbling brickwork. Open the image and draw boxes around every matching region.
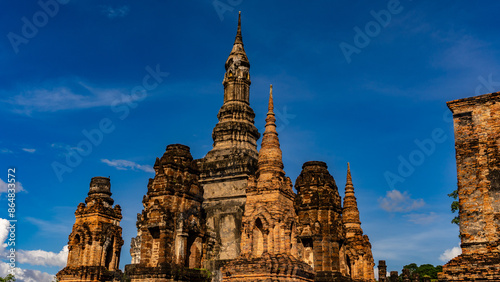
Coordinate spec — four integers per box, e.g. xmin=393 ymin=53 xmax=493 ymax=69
xmin=125 ymin=144 xmax=209 ymax=282
xmin=439 ymin=92 xmax=500 ymax=281
xmin=57 ymin=177 xmax=124 ymax=282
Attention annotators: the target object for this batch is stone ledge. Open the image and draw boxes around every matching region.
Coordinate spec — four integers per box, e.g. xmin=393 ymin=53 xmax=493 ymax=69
xmin=57 ymin=266 xmax=122 ymax=282
xmin=124 ymin=263 xmax=211 ymax=282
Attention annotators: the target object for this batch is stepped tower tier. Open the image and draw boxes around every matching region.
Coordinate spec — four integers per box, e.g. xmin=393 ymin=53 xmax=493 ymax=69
xmin=197 ymin=12 xmax=260 ymax=281
xmin=223 ymin=86 xmax=315 ymax=282
xmin=342 ymin=164 xmax=375 ymax=281
xmin=295 ymin=161 xmax=349 ymax=281
xmin=57 ymin=177 xmax=124 ymax=282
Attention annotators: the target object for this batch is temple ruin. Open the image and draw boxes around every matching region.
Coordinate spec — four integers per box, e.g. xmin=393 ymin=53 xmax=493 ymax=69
xmin=57 ymin=12 xmax=378 ymax=282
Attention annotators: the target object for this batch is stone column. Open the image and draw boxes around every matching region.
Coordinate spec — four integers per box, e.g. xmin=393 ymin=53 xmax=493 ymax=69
xmin=378 ymin=260 xmax=387 ymax=282
xmin=390 ymin=271 xmax=398 ymax=282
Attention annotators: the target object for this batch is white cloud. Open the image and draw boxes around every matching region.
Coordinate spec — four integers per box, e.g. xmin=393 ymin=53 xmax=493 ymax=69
xmin=378 ymin=189 xmax=425 ymax=212
xmin=0 ymin=262 xmax=55 ymax=282
xmin=101 ymin=159 xmax=154 ymax=173
xmin=0 ymin=218 xmax=9 ymax=254
xmin=21 ymin=148 xmax=36 ymax=153
xmin=101 ymin=5 xmax=130 ymax=19
xmin=404 ymin=212 xmax=438 ymax=225
xmin=18 ymin=246 xmax=68 ymax=267
xmin=0 ymin=178 xmax=26 ymax=194
xmin=439 ymin=245 xmax=462 ymax=262
xmin=0 ymin=218 xmax=66 ymax=281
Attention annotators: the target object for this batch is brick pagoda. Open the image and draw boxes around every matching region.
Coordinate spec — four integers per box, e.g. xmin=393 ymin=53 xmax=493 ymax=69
xmin=57 ymin=177 xmax=124 ymax=282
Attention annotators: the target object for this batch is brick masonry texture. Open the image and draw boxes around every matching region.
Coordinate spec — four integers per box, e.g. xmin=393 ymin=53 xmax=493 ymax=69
xmin=439 ymin=92 xmax=500 ymax=281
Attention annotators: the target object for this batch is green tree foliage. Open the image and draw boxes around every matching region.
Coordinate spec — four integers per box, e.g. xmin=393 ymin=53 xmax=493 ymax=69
xmin=403 ymin=263 xmax=418 ymax=273
xmin=402 ymin=263 xmax=442 ymax=281
xmin=448 ymin=189 xmax=459 ymax=225
xmin=0 ymin=274 xmax=16 ymax=282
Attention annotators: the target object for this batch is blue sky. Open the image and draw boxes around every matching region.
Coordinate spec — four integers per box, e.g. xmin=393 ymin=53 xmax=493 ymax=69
xmin=1 ymin=1 xmax=500 ymax=280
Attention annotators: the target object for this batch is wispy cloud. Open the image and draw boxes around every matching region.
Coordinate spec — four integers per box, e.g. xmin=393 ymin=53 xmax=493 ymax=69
xmin=432 ymin=33 xmax=491 ymax=72
xmin=404 ymin=212 xmax=439 ymax=225
xmin=101 ymin=159 xmax=154 ymax=173
xmin=378 ymin=189 xmax=425 ymax=212
xmin=0 ymin=148 xmax=13 ymax=154
xmin=51 ymin=142 xmax=85 ymax=154
xmin=25 ymin=217 xmax=71 ymax=235
xmin=0 ymin=178 xmax=26 ymax=194
xmin=439 ymin=245 xmax=461 ymax=262
xmin=22 ymin=148 xmax=36 ymax=153
xmin=101 ymin=5 xmax=130 ymax=19
xmin=2 ymin=80 xmax=142 ymax=115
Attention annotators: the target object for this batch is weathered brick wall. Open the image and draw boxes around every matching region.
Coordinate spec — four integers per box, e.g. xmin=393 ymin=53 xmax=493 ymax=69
xmin=439 ymin=92 xmax=500 ymax=281
xmin=450 ymin=93 xmax=500 ymax=253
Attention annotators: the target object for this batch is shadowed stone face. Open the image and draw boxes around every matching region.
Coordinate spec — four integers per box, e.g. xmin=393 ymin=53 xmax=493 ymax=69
xmin=295 ymin=161 xmax=346 ymax=275
xmin=125 ymin=144 xmax=209 ymax=281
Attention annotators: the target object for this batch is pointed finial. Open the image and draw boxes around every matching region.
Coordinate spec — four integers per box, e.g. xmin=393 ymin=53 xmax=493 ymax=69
xmin=346 ymin=162 xmax=353 ymax=189
xmin=235 ymin=11 xmax=243 ymax=44
xmin=268 ymin=84 xmax=274 ymax=112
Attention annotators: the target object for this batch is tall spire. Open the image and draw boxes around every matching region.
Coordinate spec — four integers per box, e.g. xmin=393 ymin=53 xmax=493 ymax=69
xmin=343 ymin=163 xmax=361 ymax=226
xmin=222 ymin=12 xmax=251 ymax=104
xmin=205 ymin=11 xmax=259 ymax=154
xmin=257 ymin=85 xmax=284 ymax=177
